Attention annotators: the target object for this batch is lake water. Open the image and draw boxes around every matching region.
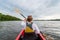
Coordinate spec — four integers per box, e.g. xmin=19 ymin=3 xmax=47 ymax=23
xmin=0 ymin=21 xmax=60 ymax=40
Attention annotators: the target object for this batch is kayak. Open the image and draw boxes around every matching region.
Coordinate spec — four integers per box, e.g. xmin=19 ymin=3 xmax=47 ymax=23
xmin=15 ymin=29 xmax=46 ymax=40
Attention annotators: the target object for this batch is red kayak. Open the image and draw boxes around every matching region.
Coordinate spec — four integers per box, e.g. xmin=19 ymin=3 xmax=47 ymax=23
xmin=15 ymin=29 xmax=46 ymax=40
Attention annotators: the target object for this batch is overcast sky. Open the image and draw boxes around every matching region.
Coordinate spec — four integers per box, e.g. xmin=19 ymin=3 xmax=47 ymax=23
xmin=0 ymin=0 xmax=60 ymax=20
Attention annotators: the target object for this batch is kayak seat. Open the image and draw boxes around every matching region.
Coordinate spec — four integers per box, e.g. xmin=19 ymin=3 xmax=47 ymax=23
xmin=23 ymin=32 xmax=37 ymax=40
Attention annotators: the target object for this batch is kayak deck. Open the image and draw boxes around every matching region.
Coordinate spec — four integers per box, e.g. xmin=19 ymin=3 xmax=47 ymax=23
xmin=16 ymin=29 xmax=46 ymax=40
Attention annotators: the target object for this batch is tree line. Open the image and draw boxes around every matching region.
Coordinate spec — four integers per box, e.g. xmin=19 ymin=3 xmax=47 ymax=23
xmin=0 ymin=13 xmax=21 ymax=21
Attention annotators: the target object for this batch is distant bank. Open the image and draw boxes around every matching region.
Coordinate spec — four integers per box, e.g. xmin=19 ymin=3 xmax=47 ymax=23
xmin=0 ymin=13 xmax=60 ymax=21
xmin=0 ymin=13 xmax=21 ymax=21
xmin=34 ymin=19 xmax=60 ymax=21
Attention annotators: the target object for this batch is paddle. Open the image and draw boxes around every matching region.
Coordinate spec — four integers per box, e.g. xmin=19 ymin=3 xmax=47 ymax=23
xmin=14 ymin=8 xmax=26 ymax=19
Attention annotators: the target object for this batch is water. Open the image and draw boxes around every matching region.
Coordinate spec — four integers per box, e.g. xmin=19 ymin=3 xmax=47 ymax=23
xmin=0 ymin=21 xmax=60 ymax=40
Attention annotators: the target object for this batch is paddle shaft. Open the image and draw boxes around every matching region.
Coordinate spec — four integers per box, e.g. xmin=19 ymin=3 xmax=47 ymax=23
xmin=20 ymin=13 xmax=26 ymax=18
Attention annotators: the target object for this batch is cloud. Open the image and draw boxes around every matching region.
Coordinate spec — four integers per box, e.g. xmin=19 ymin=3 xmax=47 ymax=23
xmin=0 ymin=0 xmax=60 ymax=19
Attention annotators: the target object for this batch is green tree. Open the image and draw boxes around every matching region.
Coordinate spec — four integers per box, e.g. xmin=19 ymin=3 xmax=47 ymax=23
xmin=0 ymin=13 xmax=21 ymax=21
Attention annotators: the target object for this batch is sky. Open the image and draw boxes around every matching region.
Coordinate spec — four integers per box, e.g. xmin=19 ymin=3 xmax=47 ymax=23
xmin=0 ymin=0 xmax=60 ymax=20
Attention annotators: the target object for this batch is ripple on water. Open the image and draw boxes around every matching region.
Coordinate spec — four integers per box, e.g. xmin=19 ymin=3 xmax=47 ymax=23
xmin=0 ymin=21 xmax=60 ymax=40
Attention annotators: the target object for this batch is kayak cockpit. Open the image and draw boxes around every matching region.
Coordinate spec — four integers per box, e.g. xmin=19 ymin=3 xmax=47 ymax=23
xmin=19 ymin=34 xmax=42 ymax=40
xmin=16 ymin=29 xmax=46 ymax=40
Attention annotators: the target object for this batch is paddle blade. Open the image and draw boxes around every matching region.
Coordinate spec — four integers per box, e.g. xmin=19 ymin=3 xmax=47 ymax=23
xmin=14 ymin=7 xmax=26 ymax=18
xmin=14 ymin=8 xmax=21 ymax=14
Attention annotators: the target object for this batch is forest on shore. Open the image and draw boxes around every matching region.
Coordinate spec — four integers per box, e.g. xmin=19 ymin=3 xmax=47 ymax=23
xmin=0 ymin=13 xmax=21 ymax=21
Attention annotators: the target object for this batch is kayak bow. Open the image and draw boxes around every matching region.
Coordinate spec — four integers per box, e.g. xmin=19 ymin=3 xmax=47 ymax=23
xmin=15 ymin=29 xmax=46 ymax=40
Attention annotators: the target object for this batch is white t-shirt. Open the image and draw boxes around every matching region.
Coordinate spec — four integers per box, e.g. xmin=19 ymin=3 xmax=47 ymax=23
xmin=21 ymin=21 xmax=40 ymax=34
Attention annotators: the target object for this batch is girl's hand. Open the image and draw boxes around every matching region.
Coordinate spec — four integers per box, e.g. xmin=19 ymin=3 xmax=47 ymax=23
xmin=24 ymin=18 xmax=26 ymax=22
